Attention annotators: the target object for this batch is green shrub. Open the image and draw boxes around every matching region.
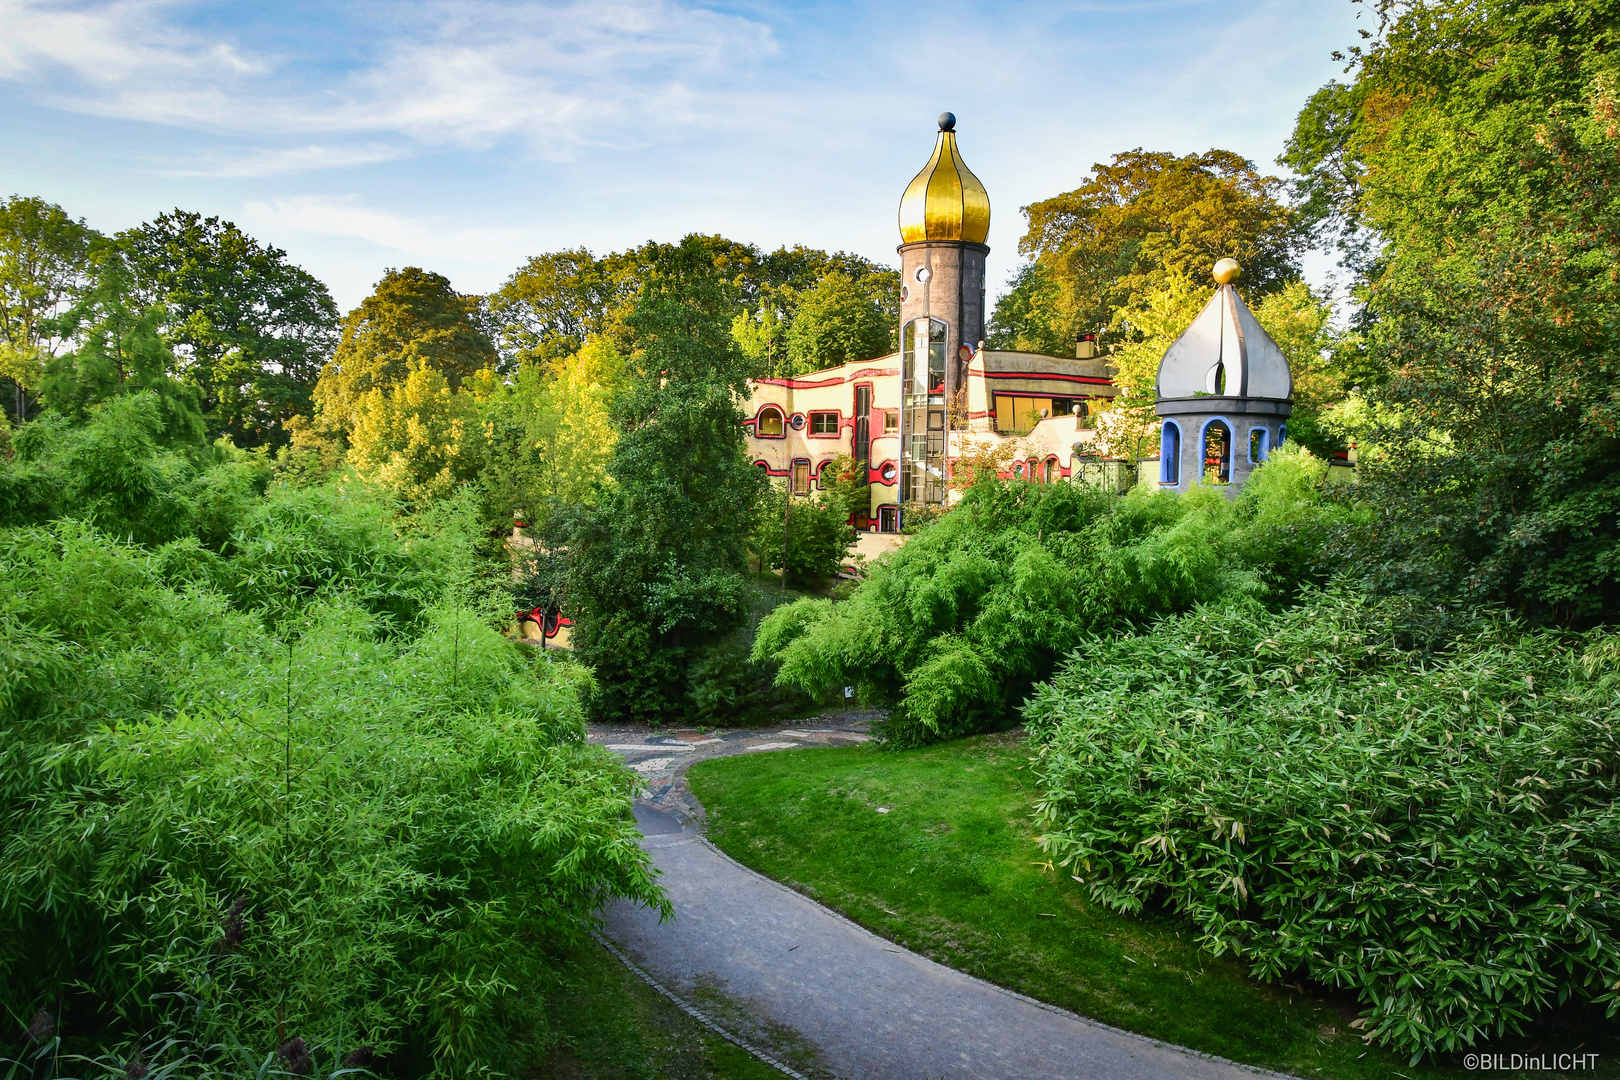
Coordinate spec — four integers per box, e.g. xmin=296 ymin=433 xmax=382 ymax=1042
xmin=755 ymin=450 xmax=1348 ymax=744
xmin=223 ymin=482 xmax=472 ymax=631
xmin=0 ymin=394 xmax=273 ymax=547
xmin=0 ymin=520 xmax=663 ymax=1077
xmin=1024 ymin=590 xmax=1620 ymax=1061
xmin=751 ymin=488 xmax=855 ymax=589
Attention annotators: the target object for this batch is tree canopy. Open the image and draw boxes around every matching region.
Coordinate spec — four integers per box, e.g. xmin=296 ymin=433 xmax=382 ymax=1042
xmin=121 ymin=210 xmax=339 ymax=447
xmin=781 ymin=271 xmax=893 ymax=375
xmin=312 ymin=266 xmax=496 ymax=437
xmin=1285 ymin=0 xmax=1620 ymax=622
xmin=0 ymin=196 xmax=95 ymax=422
xmin=492 ymin=238 xmax=897 ymax=376
xmin=989 ymin=149 xmax=1304 ymax=354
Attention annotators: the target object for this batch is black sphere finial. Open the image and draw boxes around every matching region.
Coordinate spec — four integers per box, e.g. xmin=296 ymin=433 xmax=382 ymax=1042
xmin=938 ymin=111 xmax=956 ymax=132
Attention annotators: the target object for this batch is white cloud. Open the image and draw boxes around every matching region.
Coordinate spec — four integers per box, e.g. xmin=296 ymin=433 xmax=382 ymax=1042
xmin=171 ymin=143 xmax=406 ymax=179
xmin=241 ymin=195 xmax=544 ymax=264
xmin=0 ymin=0 xmax=783 ymax=165
xmin=0 ymin=0 xmax=267 ymax=82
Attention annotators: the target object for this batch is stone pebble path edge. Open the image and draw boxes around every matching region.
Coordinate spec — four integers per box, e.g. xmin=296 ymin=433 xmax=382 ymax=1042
xmin=588 ymin=717 xmax=1298 ymax=1080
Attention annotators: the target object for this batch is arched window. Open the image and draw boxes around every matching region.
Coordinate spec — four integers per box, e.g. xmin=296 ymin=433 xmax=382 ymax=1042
xmin=1043 ymin=458 xmax=1058 ymax=484
xmin=1249 ymin=427 xmax=1270 ymax=464
xmin=1012 ymin=462 xmax=1025 ymax=479
xmin=1203 ymin=419 xmax=1232 ymax=484
xmin=1277 ymin=423 xmax=1287 ymax=446
xmin=1161 ymin=420 xmax=1181 ymax=485
xmin=757 ymin=406 xmax=784 ymax=437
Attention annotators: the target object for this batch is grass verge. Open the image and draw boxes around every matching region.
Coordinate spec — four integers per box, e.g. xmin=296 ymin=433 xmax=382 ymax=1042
xmin=539 ymin=938 xmax=787 ymax=1079
xmin=687 ymin=731 xmax=1619 ymax=1080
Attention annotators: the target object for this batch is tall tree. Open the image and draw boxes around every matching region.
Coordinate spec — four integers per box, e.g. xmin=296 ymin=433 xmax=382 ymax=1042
xmin=42 ymin=241 xmax=204 ymax=445
xmin=994 ymin=150 xmax=1304 ymax=354
xmin=312 ymin=267 xmax=497 ymax=440
xmin=1285 ymin=0 xmax=1620 ymax=622
xmin=121 ymin=210 xmax=337 ymax=447
xmin=0 ymin=196 xmax=95 ymax=424
xmin=487 ymin=248 xmax=634 ymax=369
xmin=565 ymin=237 xmax=766 ymax=723
xmin=477 ymin=336 xmax=628 ymax=528
xmin=783 ymin=271 xmax=894 ymax=375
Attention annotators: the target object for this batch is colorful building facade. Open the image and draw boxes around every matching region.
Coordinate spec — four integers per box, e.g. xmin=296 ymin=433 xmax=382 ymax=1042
xmin=741 ymin=112 xmax=1121 ymax=530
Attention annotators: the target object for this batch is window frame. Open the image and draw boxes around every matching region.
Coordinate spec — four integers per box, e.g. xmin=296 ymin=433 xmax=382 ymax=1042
xmin=808 ymin=410 xmax=840 ymax=437
xmin=1161 ymin=420 xmax=1182 ymax=485
xmin=756 ymin=406 xmax=786 ymax=438
xmin=791 ymin=459 xmax=812 ymax=495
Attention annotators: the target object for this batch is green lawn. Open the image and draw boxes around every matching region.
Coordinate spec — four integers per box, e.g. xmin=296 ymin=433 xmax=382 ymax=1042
xmin=688 ymin=731 xmax=1619 ymax=1080
xmin=538 ymin=938 xmax=787 ymax=1079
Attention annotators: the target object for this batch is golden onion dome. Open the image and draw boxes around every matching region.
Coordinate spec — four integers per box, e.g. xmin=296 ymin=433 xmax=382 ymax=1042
xmin=898 ymin=112 xmax=991 ymax=246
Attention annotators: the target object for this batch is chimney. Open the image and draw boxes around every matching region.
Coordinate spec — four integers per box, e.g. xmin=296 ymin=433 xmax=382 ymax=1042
xmin=1076 ymin=333 xmax=1097 ymax=359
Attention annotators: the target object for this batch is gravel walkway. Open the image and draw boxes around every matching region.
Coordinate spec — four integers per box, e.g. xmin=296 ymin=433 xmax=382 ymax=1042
xmin=590 ymin=719 xmax=1287 ymax=1080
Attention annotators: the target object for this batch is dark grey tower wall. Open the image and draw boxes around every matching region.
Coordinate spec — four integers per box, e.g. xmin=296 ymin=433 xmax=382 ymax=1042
xmin=898 ymin=241 xmax=987 ymax=353
xmin=1157 ymin=401 xmax=1290 ymax=495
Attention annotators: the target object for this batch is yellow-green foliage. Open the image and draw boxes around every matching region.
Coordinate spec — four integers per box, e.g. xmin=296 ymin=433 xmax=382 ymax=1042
xmin=349 ymin=360 xmax=486 ymax=502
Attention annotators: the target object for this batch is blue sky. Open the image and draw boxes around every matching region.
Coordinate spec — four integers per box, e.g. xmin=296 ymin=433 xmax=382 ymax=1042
xmin=0 ymin=0 xmax=1366 ymax=313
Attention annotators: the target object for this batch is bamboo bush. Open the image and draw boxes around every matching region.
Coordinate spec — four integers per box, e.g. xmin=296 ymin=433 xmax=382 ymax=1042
xmin=1025 ymin=590 xmax=1620 ymax=1061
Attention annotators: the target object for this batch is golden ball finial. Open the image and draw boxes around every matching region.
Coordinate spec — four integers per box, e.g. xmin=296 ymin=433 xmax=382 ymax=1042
xmin=1213 ymin=258 xmax=1241 ymax=285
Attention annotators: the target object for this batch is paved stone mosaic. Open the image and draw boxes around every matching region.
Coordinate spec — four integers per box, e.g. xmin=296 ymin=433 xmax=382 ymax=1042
xmin=585 ymin=712 xmax=877 ymax=827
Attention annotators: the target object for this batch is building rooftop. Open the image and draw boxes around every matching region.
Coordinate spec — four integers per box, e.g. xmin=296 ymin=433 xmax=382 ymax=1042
xmin=897 ymin=112 xmax=991 ymax=246
xmin=1156 ymin=263 xmax=1292 ymax=401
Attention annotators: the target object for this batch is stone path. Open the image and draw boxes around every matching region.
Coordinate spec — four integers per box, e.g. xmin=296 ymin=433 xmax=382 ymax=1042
xmin=585 ymin=713 xmax=881 ymax=827
xmin=590 ymin=719 xmax=1288 ymax=1080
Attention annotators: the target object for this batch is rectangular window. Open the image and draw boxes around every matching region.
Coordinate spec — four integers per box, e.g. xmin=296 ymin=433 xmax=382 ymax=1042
xmin=878 ymin=506 xmax=899 ymax=533
xmin=995 ymin=396 xmax=1054 ymax=434
xmin=994 ymin=394 xmax=1013 ymax=433
xmin=792 ymin=461 xmax=811 ymax=495
xmin=883 ymin=410 xmax=899 ymax=433
xmin=809 ymin=411 xmax=839 ymax=436
xmin=903 ymin=318 xmax=948 ymax=406
xmin=854 ymin=386 xmax=872 ymax=466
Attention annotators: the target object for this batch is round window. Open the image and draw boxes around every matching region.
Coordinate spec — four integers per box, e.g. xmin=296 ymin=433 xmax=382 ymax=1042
xmin=900 ymin=285 xmax=910 ymax=301
xmin=914 ymin=266 xmax=931 ymax=284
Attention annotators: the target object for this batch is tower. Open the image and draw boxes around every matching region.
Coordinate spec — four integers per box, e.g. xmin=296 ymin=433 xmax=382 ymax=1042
xmin=1154 ymin=259 xmax=1293 ymax=494
xmin=896 ymin=111 xmax=990 ymax=506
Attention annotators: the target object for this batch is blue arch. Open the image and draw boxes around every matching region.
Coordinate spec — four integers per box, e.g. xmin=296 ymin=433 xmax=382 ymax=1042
xmin=1161 ymin=420 xmax=1182 ymax=485
xmin=1248 ymin=425 xmax=1271 ymax=465
xmin=1278 ymin=423 xmax=1287 ymax=446
xmin=1198 ymin=416 xmax=1235 ymax=484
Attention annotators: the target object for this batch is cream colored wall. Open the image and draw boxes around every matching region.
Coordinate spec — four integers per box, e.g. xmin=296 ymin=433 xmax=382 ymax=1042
xmin=742 ymin=355 xmax=903 ymax=523
xmin=742 ymin=349 xmax=1123 ymax=521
